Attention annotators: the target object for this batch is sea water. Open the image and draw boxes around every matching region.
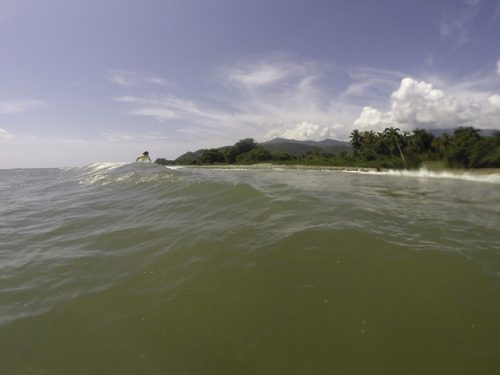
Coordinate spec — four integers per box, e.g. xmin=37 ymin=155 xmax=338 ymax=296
xmin=1 ymin=163 xmax=499 ymax=374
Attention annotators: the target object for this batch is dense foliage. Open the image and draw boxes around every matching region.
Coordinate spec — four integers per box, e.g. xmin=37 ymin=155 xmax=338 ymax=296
xmin=349 ymin=127 xmax=500 ymax=169
xmin=155 ymin=127 xmax=500 ymax=169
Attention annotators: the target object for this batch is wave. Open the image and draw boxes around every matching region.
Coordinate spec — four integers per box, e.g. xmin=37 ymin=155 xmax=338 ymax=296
xmin=62 ymin=162 xmax=183 ymax=187
xmin=59 ymin=163 xmax=500 ymax=200
xmin=357 ymin=167 xmax=500 ymax=184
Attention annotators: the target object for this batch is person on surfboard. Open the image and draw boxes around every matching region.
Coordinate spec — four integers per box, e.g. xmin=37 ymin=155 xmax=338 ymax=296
xmin=136 ymin=151 xmax=152 ymax=162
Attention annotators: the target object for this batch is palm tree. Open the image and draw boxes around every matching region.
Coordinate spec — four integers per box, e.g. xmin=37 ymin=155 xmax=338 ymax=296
xmin=383 ymin=127 xmax=406 ymax=163
xmin=362 ymin=130 xmax=378 ymax=150
xmin=411 ymin=129 xmax=434 ymax=154
xmin=349 ymin=129 xmax=363 ymax=156
xmin=435 ymin=133 xmax=450 ymax=153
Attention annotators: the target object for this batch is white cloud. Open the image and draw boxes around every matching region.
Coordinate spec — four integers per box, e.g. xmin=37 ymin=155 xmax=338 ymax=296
xmin=265 ymin=121 xmax=341 ymax=141
xmin=106 ymin=71 xmax=135 ymax=86
xmin=497 ymin=59 xmax=500 ymax=75
xmin=0 ymin=99 xmax=46 ymax=114
xmin=0 ymin=128 xmax=14 ymax=139
xmin=113 ymin=59 xmax=330 ymax=142
xmin=489 ymin=95 xmax=500 ymax=112
xmin=147 ymin=77 xmax=168 ymax=85
xmin=354 ymin=106 xmax=394 ymax=131
xmin=113 ymin=57 xmax=500 ymax=148
xmin=135 ymin=108 xmax=179 ymax=121
xmin=117 ymin=95 xmax=231 ymax=123
xmin=101 ymin=132 xmax=170 ymax=143
xmin=111 ymin=59 xmax=359 ymax=144
xmin=114 ymin=93 xmax=264 ymax=142
xmin=115 ymin=96 xmax=143 ymax=104
xmin=225 ymin=63 xmax=288 ymax=87
xmin=354 ymin=77 xmax=476 ymax=131
xmin=440 ymin=1 xmax=481 ymax=47
xmin=106 ymin=70 xmax=171 ymax=87
xmin=115 ymin=95 xmax=213 ymax=123
xmin=391 ymin=78 xmax=470 ymax=125
xmin=341 ymin=67 xmax=405 ymax=100
xmin=219 ymin=57 xmax=312 ymax=91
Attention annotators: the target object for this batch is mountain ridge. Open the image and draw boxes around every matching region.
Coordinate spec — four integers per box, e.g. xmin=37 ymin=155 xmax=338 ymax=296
xmin=174 ymin=138 xmax=353 ymax=163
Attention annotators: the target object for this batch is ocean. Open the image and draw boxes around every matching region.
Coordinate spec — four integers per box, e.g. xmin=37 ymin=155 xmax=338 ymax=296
xmin=1 ymin=163 xmax=500 ymax=375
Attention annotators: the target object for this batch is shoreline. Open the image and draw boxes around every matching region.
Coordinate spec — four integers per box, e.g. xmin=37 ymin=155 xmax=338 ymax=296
xmin=183 ymin=163 xmax=381 ymax=172
xmin=182 ymin=163 xmax=380 ymax=172
xmin=177 ymin=163 xmax=500 ymax=175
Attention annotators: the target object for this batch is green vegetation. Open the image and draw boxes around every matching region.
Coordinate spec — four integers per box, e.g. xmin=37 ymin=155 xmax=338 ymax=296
xmin=350 ymin=127 xmax=500 ymax=169
xmin=155 ymin=127 xmax=500 ymax=169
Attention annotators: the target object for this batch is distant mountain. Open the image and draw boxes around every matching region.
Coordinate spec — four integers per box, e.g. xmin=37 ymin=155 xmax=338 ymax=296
xmin=174 ymin=138 xmax=353 ymax=162
xmin=260 ymin=138 xmax=352 ymax=156
xmin=174 ymin=150 xmax=205 ymax=163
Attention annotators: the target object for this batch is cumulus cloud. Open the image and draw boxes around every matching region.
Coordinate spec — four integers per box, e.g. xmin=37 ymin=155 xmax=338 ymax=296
xmin=489 ymin=95 xmax=500 ymax=113
xmin=391 ymin=78 xmax=471 ymax=125
xmin=281 ymin=122 xmax=321 ymax=140
xmin=354 ymin=77 xmax=476 ymax=131
xmin=265 ymin=121 xmax=343 ymax=141
xmin=354 ymin=107 xmax=394 ymax=131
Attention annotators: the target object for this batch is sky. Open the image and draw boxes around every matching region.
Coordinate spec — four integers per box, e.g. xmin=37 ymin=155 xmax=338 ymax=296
xmin=1 ymin=0 xmax=500 ymax=168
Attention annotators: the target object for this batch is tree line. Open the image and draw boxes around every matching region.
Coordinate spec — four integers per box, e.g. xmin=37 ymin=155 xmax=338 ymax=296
xmin=155 ymin=127 xmax=500 ymax=169
xmin=156 ymin=138 xmax=359 ymax=167
xmin=349 ymin=126 xmax=500 ymax=169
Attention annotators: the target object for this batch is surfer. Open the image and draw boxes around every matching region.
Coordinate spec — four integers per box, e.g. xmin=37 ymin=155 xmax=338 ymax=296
xmin=136 ymin=151 xmax=152 ymax=162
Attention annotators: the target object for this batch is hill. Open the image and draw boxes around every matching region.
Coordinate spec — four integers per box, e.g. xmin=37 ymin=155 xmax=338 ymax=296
xmin=174 ymin=138 xmax=353 ymax=163
xmin=260 ymin=138 xmax=352 ymax=156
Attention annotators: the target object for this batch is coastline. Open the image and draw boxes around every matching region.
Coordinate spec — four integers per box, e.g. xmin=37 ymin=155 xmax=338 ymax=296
xmin=177 ymin=163 xmax=500 ymax=176
xmin=182 ymin=163 xmax=380 ymax=172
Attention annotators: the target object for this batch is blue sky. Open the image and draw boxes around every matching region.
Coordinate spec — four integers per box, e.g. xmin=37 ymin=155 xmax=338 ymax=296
xmin=1 ymin=0 xmax=500 ymax=168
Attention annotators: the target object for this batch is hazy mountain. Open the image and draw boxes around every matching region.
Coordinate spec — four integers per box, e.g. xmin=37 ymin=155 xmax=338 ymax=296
xmin=174 ymin=150 xmax=205 ymax=163
xmin=259 ymin=138 xmax=352 ymax=156
xmin=174 ymin=138 xmax=353 ymax=162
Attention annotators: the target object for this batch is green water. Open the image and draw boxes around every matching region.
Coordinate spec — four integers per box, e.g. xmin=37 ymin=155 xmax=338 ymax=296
xmin=1 ymin=164 xmax=499 ymax=374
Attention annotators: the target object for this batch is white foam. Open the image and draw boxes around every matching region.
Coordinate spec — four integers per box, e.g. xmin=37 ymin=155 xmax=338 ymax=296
xmin=84 ymin=162 xmax=129 ymax=171
xmin=373 ymin=167 xmax=500 ymax=184
xmin=164 ymin=165 xmax=187 ymax=170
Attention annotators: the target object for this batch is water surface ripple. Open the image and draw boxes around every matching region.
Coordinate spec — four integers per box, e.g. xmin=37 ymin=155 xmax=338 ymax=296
xmin=1 ymin=164 xmax=499 ymax=374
